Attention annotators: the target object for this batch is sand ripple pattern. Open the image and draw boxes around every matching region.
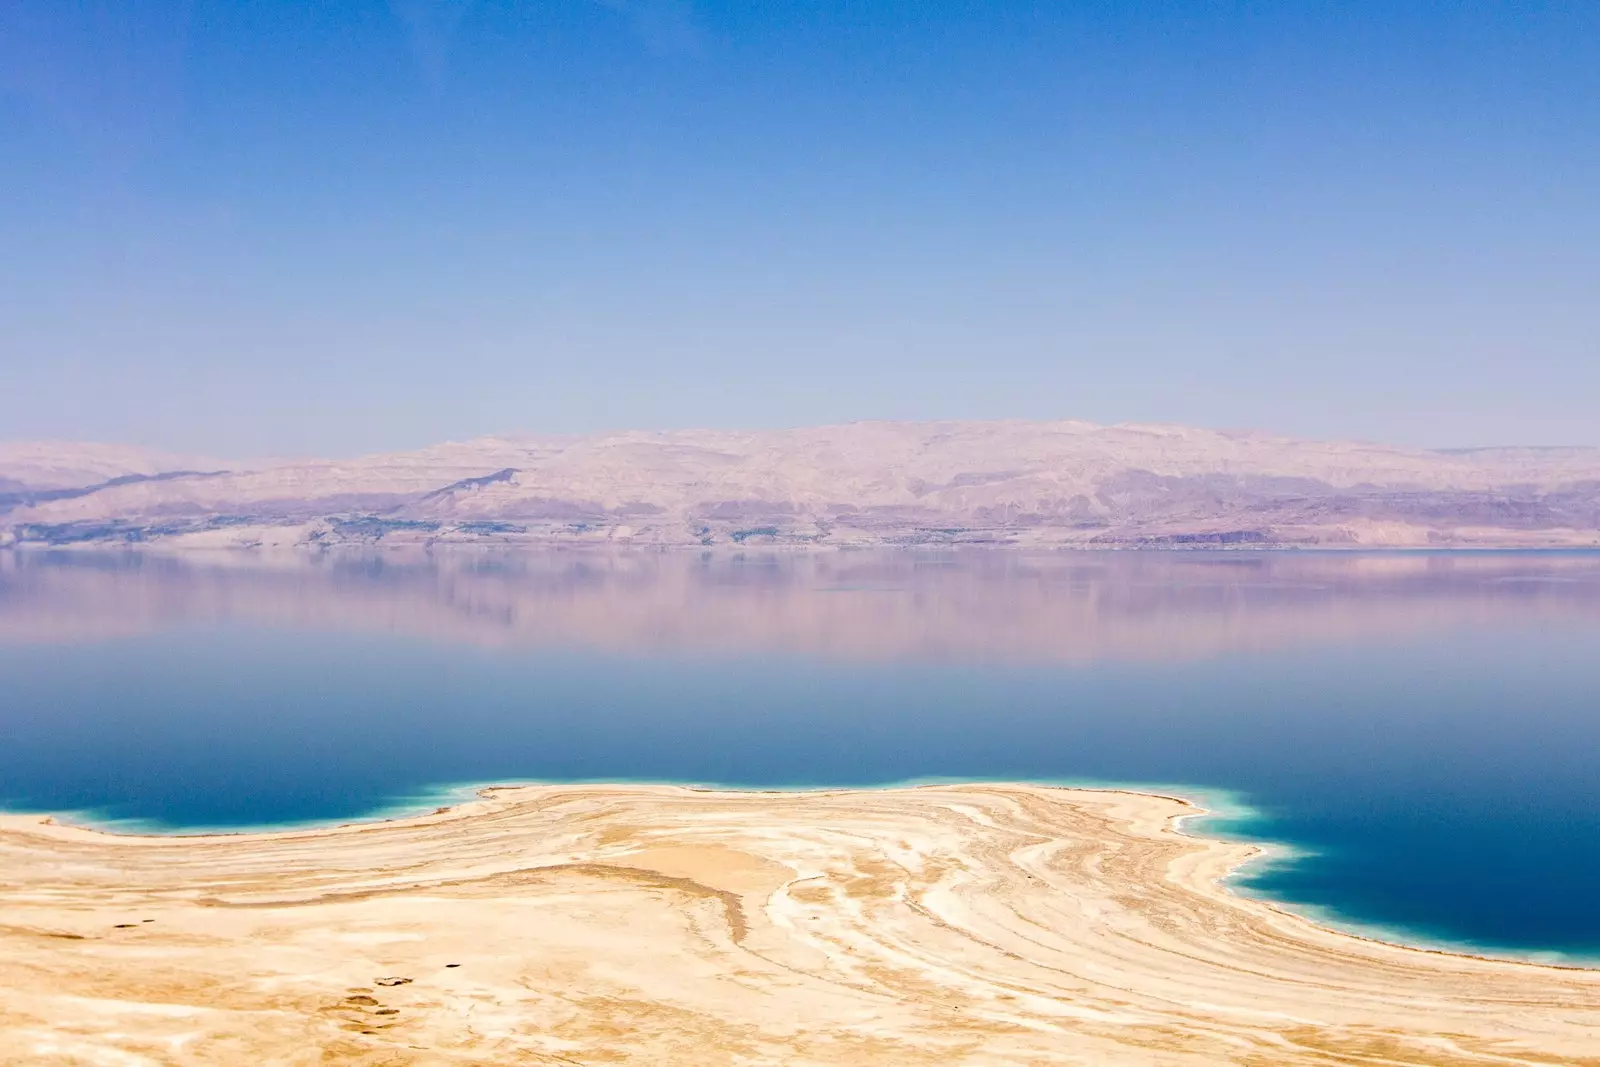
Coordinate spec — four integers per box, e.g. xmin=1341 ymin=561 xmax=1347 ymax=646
xmin=1 ymin=784 xmax=1596 ymax=1065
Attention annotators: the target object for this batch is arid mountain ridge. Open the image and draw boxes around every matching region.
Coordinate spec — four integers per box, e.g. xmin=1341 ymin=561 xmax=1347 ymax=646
xmin=3 ymin=420 xmax=1599 ymax=549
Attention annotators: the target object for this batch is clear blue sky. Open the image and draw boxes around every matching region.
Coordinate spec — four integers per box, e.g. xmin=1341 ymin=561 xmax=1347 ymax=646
xmin=2 ymin=1 xmax=1596 ymax=456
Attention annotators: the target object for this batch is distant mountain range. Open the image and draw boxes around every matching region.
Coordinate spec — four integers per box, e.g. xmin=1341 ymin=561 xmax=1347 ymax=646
xmin=3 ymin=421 xmax=1599 ymax=549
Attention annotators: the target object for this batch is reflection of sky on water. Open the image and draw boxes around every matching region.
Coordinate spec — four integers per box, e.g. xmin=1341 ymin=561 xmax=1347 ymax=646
xmin=1 ymin=549 xmax=1599 ymax=960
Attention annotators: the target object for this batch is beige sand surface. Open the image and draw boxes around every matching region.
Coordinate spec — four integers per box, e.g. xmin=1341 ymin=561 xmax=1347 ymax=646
xmin=0 ymin=783 xmax=1595 ymax=1066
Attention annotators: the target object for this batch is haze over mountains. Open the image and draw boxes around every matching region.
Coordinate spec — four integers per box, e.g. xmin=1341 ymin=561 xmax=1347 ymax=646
xmin=3 ymin=420 xmax=1599 ymax=550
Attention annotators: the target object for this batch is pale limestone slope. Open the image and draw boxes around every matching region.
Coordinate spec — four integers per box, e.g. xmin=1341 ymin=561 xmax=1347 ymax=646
xmin=0 ymin=441 xmax=222 ymax=490
xmin=4 ymin=420 xmax=1600 ymax=548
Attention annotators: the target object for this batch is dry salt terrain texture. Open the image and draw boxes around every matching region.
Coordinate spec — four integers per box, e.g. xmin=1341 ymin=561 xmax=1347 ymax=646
xmin=4 ymin=419 xmax=1600 ymax=549
xmin=1 ymin=784 xmax=1597 ymax=1066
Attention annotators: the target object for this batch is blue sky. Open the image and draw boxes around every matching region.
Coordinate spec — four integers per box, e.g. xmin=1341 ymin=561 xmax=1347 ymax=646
xmin=1 ymin=1 xmax=1596 ymax=456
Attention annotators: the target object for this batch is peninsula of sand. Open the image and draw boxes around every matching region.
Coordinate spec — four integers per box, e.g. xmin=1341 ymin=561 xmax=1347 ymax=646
xmin=1 ymin=784 xmax=1595 ymax=1066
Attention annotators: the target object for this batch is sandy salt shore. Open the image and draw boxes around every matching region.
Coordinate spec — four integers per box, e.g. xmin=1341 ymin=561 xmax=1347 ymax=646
xmin=0 ymin=783 xmax=1596 ymax=1066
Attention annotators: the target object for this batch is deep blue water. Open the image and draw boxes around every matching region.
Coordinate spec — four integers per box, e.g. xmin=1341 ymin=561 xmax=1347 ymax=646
xmin=1 ymin=549 xmax=1598 ymax=961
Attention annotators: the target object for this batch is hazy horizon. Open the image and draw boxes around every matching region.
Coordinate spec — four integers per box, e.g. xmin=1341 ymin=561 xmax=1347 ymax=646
xmin=3 ymin=2 xmax=1597 ymax=455
xmin=8 ymin=412 xmax=1600 ymax=465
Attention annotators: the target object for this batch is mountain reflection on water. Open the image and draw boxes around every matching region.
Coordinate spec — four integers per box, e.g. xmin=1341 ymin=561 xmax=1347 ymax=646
xmin=5 ymin=548 xmax=1600 ymax=662
xmin=2 ymin=548 xmax=1600 ymax=960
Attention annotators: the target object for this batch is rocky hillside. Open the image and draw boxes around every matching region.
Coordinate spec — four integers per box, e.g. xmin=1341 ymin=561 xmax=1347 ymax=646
xmin=3 ymin=421 xmax=1599 ymax=549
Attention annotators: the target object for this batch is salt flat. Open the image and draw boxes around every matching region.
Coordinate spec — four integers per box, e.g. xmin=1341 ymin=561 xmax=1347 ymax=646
xmin=1 ymin=783 xmax=1594 ymax=1065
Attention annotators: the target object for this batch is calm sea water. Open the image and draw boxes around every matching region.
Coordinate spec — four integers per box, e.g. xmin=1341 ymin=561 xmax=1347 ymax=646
xmin=2 ymin=549 xmax=1598 ymax=961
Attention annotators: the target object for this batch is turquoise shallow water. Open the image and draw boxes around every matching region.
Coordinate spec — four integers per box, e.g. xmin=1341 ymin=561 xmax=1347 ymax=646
xmin=2 ymin=549 xmax=1598 ymax=962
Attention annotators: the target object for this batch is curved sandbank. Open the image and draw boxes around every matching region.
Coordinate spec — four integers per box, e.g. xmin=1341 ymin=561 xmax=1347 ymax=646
xmin=0 ymin=783 xmax=1595 ymax=1065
